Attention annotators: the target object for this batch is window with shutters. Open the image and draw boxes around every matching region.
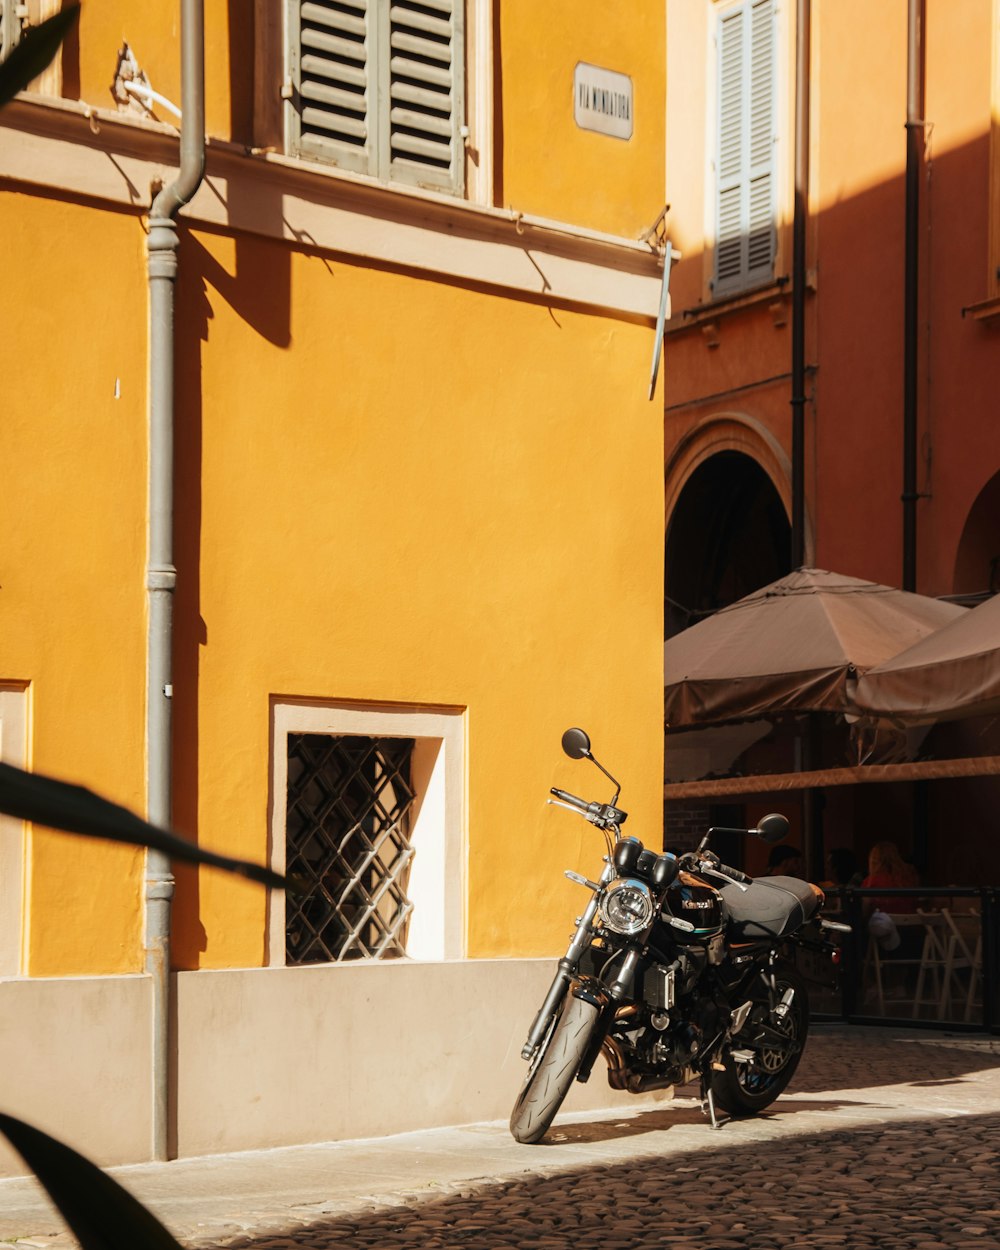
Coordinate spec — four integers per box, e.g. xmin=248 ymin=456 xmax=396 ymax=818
xmin=286 ymin=0 xmax=466 ymax=197
xmin=712 ymin=0 xmax=777 ymax=296
xmin=1 ymin=0 xmax=23 ymax=61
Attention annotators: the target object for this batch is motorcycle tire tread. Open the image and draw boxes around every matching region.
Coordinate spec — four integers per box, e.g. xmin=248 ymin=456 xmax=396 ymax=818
xmin=509 ymin=994 xmax=599 ymax=1145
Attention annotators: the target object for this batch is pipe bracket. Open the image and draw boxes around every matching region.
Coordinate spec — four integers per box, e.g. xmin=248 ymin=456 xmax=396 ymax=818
xmin=147 ymin=565 xmax=177 ymax=591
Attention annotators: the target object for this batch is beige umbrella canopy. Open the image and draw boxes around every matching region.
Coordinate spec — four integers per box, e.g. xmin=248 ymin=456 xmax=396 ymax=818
xmin=853 ymin=592 xmax=1000 ymax=725
xmin=664 ymin=568 xmax=964 ymax=728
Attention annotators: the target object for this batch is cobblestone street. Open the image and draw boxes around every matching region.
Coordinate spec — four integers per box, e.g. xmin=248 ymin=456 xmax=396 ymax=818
xmin=221 ymin=1032 xmax=1000 ymax=1250
xmin=3 ymin=1027 xmax=1000 ymax=1250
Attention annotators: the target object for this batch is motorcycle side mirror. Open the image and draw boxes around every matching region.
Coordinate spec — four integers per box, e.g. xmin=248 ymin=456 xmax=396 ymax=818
xmin=755 ymin=813 xmax=790 ymax=844
xmin=561 ymin=727 xmax=592 ymax=760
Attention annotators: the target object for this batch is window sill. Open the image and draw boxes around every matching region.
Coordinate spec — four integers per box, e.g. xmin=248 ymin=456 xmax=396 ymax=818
xmin=666 ymin=277 xmax=792 ymax=334
xmin=962 ymin=295 xmax=1000 ymax=325
xmin=0 ymin=93 xmax=664 ymax=320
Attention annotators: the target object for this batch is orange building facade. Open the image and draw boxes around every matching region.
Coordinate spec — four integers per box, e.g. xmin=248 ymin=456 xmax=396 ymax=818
xmin=0 ymin=1 xmax=670 ymax=1169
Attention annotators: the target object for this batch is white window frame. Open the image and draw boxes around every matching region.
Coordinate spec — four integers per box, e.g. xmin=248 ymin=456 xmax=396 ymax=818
xmin=707 ymin=0 xmax=779 ymax=297
xmin=0 ymin=684 xmax=29 ymax=976
xmin=268 ymin=699 xmax=466 ymax=965
xmin=285 ymin=0 xmax=467 ymax=197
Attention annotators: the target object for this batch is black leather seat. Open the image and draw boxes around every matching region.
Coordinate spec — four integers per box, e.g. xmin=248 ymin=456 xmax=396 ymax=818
xmin=718 ymin=875 xmax=820 ymax=940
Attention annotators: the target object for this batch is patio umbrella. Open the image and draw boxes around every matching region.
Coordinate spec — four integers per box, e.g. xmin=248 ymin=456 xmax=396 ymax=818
xmin=664 ymin=568 xmax=964 ymax=727
xmin=853 ymin=592 xmax=1000 ymax=725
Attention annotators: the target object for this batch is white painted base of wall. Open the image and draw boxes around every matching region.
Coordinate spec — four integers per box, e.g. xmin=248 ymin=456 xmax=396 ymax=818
xmin=0 ymin=959 xmax=673 ymax=1176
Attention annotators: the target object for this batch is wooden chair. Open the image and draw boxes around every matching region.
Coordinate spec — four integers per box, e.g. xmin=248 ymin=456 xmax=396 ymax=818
xmin=863 ymin=912 xmax=949 ymax=1018
xmin=937 ymin=909 xmax=982 ymax=1022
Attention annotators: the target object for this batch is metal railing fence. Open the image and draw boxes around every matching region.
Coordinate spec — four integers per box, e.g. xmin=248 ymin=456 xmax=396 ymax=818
xmin=797 ymin=886 xmax=1000 ymax=1034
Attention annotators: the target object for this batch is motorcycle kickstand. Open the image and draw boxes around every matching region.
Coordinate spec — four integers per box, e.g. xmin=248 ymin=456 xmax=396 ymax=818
xmin=700 ymin=1073 xmax=730 ymax=1131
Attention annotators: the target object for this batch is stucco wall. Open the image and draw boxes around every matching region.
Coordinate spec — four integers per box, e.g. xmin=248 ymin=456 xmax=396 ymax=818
xmin=0 ymin=975 xmax=152 ymax=1176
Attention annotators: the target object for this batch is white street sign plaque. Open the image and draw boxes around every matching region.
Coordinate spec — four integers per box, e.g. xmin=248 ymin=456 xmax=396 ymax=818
xmin=573 ymin=63 xmax=634 ymax=140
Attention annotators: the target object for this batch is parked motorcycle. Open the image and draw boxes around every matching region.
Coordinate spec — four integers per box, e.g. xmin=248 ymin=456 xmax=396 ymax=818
xmin=511 ymin=728 xmax=849 ymax=1143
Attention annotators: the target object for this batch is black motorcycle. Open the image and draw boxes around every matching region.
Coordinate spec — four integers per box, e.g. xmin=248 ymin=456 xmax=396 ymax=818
xmin=511 ymin=728 xmax=849 ymax=1143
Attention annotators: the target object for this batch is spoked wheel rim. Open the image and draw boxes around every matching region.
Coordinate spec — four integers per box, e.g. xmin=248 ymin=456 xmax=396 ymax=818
xmin=737 ymin=1002 xmax=799 ymax=1094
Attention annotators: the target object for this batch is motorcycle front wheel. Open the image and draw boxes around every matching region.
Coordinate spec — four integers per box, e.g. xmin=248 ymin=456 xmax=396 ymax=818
xmin=509 ymin=993 xmax=599 ymax=1144
xmin=712 ymin=962 xmax=809 ymax=1117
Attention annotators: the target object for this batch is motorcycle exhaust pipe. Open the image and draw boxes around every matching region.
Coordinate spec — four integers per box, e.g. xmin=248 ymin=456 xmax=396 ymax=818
xmin=626 ymin=1073 xmax=676 ymax=1094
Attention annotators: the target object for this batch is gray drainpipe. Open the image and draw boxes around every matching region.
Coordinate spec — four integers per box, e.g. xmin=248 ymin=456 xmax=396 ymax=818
xmin=145 ymin=0 xmax=205 ymax=1162
xmin=790 ymin=0 xmax=810 ymax=571
xmin=902 ymin=0 xmax=925 ymax=592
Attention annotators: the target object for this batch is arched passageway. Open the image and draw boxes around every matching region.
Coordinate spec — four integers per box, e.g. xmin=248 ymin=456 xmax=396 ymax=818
xmin=954 ymin=470 xmax=1000 ymax=598
xmin=665 ymin=450 xmax=791 ymax=638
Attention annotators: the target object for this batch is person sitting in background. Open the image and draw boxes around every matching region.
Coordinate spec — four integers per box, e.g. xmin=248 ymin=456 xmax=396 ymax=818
xmin=820 ymin=848 xmax=864 ymax=911
xmin=863 ymin=840 xmax=921 ymax=968
xmin=825 ymin=847 xmax=864 ymax=889
xmin=863 ymin=840 xmax=919 ymax=914
xmin=763 ymin=843 xmax=805 ymax=879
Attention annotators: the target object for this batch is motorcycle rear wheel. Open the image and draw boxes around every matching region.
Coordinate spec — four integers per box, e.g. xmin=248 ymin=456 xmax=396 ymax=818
xmin=509 ymin=993 xmax=599 ymax=1144
xmin=712 ymin=962 xmax=809 ymax=1117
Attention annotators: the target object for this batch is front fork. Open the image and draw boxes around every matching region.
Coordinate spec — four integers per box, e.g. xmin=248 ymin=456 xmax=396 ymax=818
xmin=521 ymin=861 xmax=615 ymax=1061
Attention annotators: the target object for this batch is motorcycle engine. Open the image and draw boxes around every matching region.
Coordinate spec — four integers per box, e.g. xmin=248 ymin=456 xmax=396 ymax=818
xmin=633 ymin=979 xmax=733 ymax=1077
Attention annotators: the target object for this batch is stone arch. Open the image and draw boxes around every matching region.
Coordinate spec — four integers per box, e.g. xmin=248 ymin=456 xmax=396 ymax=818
xmin=953 ymin=469 xmax=1000 ymax=596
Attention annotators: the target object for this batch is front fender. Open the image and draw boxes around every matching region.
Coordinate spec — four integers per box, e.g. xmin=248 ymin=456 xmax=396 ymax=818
xmin=570 ymin=977 xmax=614 ymax=1083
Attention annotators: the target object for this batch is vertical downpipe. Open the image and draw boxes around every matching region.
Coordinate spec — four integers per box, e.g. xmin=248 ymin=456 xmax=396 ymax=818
xmin=145 ymin=0 xmax=205 ymax=1162
xmin=902 ymin=0 xmax=924 ymax=591
xmin=790 ymin=0 xmax=810 ymax=570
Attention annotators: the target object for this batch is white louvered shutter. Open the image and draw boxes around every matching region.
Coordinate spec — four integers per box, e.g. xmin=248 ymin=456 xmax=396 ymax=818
xmin=714 ymin=0 xmax=775 ymax=294
xmin=1 ymin=0 xmax=22 ymax=60
xmin=289 ymin=0 xmax=374 ymax=175
xmin=384 ymin=0 xmax=465 ymax=193
xmin=288 ymin=0 xmax=465 ymax=196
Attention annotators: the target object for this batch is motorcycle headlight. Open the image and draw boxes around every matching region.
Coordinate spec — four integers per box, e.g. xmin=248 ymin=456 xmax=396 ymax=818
xmin=599 ymin=878 xmax=654 ymax=936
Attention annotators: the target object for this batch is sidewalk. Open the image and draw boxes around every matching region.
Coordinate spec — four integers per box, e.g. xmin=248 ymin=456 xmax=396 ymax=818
xmin=1 ymin=1025 xmax=1000 ymax=1249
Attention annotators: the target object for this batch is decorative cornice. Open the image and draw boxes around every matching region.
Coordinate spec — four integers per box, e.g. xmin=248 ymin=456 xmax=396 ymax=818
xmin=0 ymin=95 xmax=664 ymax=322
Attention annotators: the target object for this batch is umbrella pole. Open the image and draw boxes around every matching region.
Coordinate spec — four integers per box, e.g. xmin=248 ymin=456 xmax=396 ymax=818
xmin=798 ymin=714 xmax=825 ymax=881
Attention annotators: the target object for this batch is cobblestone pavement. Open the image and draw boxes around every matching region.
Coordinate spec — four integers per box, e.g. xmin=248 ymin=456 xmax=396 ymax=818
xmin=3 ymin=1027 xmax=1000 ymax=1250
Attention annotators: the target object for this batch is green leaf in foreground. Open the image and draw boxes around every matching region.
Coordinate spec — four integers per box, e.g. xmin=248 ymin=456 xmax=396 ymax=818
xmin=0 ymin=5 xmax=81 ymax=109
xmin=0 ymin=1112 xmax=184 ymax=1250
xmin=0 ymin=760 xmax=285 ymax=890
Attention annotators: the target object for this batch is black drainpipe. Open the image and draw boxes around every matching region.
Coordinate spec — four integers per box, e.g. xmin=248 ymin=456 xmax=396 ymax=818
xmin=902 ymin=0 xmax=925 ymax=591
xmin=790 ymin=0 xmax=810 ymax=570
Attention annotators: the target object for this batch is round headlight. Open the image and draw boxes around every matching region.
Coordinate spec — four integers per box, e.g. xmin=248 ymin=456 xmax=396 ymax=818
xmin=599 ymin=878 xmax=654 ymax=936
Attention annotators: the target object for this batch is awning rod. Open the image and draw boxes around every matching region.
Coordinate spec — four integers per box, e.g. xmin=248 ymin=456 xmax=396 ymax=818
xmin=665 ymin=754 xmax=1000 ymax=800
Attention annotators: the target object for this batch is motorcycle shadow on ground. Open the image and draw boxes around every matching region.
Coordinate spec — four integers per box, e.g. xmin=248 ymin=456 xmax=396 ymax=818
xmin=539 ymin=1095 xmax=867 ymax=1146
xmin=533 ymin=1028 xmax=1000 ymax=1145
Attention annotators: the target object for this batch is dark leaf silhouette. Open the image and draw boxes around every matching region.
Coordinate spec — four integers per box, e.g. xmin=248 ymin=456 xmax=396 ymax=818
xmin=0 ymin=5 xmax=80 ymax=109
xmin=0 ymin=760 xmax=285 ymax=890
xmin=0 ymin=1112 xmax=184 ymax=1250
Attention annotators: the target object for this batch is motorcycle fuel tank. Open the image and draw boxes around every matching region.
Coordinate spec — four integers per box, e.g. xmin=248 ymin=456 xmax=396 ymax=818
xmin=661 ymin=872 xmax=724 ymax=937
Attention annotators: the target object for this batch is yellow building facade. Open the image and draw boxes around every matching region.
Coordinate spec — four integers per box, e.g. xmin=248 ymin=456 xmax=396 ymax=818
xmin=0 ymin=1 xmax=668 ymax=1167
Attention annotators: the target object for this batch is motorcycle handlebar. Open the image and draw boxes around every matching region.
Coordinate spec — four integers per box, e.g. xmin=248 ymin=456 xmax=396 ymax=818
xmin=550 ymin=787 xmax=591 ymax=812
xmin=712 ymin=861 xmax=753 ymax=886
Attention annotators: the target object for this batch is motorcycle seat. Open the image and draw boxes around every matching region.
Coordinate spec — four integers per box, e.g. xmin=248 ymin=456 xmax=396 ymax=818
xmin=718 ymin=875 xmax=820 ymax=941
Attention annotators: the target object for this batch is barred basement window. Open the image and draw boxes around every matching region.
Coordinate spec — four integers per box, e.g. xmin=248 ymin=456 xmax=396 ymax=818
xmin=285 ymin=0 xmax=466 ymax=196
xmin=285 ymin=733 xmax=416 ymax=963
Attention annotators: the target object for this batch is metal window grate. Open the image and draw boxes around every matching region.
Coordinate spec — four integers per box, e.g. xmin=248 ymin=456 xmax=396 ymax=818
xmin=286 ymin=733 xmax=416 ymax=963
